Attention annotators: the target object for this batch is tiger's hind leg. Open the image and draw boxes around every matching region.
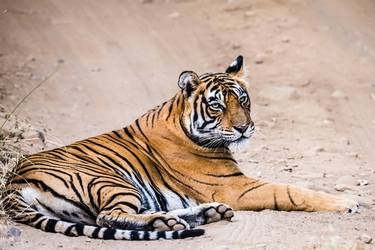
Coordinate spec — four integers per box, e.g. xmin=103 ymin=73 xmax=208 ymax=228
xmin=93 ymin=177 xmax=189 ymax=231
xmin=168 ymin=202 xmax=234 ymax=228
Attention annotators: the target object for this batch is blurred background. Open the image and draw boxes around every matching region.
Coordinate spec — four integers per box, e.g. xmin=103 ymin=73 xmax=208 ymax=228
xmin=1 ymin=0 xmax=375 ymax=249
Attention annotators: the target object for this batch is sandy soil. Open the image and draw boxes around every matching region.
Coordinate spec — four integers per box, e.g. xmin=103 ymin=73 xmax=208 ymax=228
xmin=1 ymin=0 xmax=375 ymax=249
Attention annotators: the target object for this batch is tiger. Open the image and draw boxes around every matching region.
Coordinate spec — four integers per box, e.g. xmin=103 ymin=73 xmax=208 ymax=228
xmin=3 ymin=55 xmax=359 ymax=241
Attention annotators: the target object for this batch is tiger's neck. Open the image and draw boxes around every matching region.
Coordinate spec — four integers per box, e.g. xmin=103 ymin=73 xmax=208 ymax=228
xmin=122 ymin=91 xmax=237 ymax=169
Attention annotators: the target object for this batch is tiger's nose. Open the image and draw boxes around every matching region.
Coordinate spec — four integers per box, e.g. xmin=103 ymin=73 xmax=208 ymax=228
xmin=233 ymin=124 xmax=249 ymax=134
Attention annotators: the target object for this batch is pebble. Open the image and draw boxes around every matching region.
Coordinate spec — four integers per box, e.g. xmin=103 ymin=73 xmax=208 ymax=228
xmin=322 ymin=119 xmax=333 ymax=125
xmin=357 ymin=179 xmax=369 ymax=186
xmin=7 ymin=227 xmax=21 ymax=238
xmin=244 ymin=11 xmax=256 ymax=17
xmin=331 ymin=90 xmax=348 ymax=99
xmin=314 ymin=146 xmax=325 ymax=153
xmin=254 ymin=53 xmax=266 ymax=64
xmin=231 ymin=44 xmax=241 ymax=50
xmin=167 ymin=12 xmax=180 ymax=19
xmin=334 ymin=184 xmax=355 ymax=192
xmin=258 ymin=86 xmax=299 ymax=101
xmin=346 ymin=152 xmax=359 ymax=158
xmin=359 ymin=234 xmax=372 ymax=244
xmin=281 ymin=37 xmax=290 ymax=43
xmin=283 ymin=167 xmax=293 ymax=172
xmin=370 ymin=93 xmax=375 ymax=101
xmin=339 ymin=137 xmax=350 ymax=145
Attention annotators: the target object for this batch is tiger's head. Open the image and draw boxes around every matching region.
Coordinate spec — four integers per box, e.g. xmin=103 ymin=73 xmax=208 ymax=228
xmin=178 ymin=55 xmax=255 ymax=148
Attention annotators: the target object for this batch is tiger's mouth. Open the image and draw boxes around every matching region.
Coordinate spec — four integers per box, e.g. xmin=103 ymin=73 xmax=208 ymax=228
xmin=224 ymin=124 xmax=255 ymax=144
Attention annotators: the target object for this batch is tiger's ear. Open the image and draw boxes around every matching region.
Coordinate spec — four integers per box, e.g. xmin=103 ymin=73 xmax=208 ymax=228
xmin=178 ymin=71 xmax=201 ymax=97
xmin=225 ymin=55 xmax=248 ymax=79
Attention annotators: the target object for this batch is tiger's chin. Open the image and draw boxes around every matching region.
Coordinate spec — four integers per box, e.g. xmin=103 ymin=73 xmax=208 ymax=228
xmin=227 ymin=135 xmax=252 ymax=152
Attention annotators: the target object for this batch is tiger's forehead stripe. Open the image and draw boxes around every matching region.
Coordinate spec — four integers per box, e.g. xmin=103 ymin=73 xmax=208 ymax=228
xmin=198 ymin=73 xmax=247 ymax=101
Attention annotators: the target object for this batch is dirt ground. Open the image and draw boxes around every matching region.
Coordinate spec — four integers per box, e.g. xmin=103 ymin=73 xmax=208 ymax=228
xmin=1 ymin=0 xmax=375 ymax=249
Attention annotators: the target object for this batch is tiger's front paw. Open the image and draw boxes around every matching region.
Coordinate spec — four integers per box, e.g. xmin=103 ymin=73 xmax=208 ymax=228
xmin=203 ymin=202 xmax=234 ymax=223
xmin=151 ymin=213 xmax=190 ymax=231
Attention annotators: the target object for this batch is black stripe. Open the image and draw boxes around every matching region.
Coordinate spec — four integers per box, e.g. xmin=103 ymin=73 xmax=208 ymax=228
xmin=101 ymin=191 xmax=141 ymax=210
xmin=286 ymin=185 xmax=298 ymax=207
xmin=75 ymin=224 xmax=84 ymax=235
xmin=143 ymin=231 xmax=150 ymax=240
xmin=157 ymin=231 xmax=166 ymax=239
xmin=102 ymin=200 xmax=139 ymax=212
xmin=273 ymin=193 xmax=279 ymax=210
xmin=135 ymin=119 xmax=149 ymax=141
xmin=36 ymin=199 xmax=56 ymax=215
xmin=91 ymin=227 xmax=101 ymax=238
xmin=130 ymin=230 xmax=140 ymax=240
xmin=238 ymin=183 xmax=268 ymax=199
xmin=75 ymin=173 xmax=85 ymax=194
xmin=34 ymin=218 xmax=47 ymax=229
xmin=112 ymin=130 xmax=122 ymax=139
xmin=206 ymin=172 xmax=243 ymax=178
xmin=123 ymin=127 xmax=134 ymax=140
xmin=103 ymin=228 xmax=116 ymax=240
xmin=165 ymin=100 xmax=174 ymax=121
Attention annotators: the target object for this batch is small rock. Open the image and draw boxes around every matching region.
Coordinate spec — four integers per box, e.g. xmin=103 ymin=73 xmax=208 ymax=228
xmin=167 ymin=12 xmax=180 ymax=19
xmin=7 ymin=227 xmax=21 ymax=238
xmin=346 ymin=152 xmax=359 ymax=158
xmin=244 ymin=11 xmax=256 ymax=17
xmin=283 ymin=167 xmax=293 ymax=172
xmin=231 ymin=44 xmax=241 ymax=50
xmin=331 ymin=90 xmax=348 ymax=99
xmin=357 ymin=179 xmax=369 ymax=186
xmin=339 ymin=137 xmax=350 ymax=145
xmin=334 ymin=184 xmax=355 ymax=192
xmin=370 ymin=93 xmax=375 ymax=101
xmin=369 ymin=83 xmax=375 ymax=88
xmin=254 ymin=53 xmax=265 ymax=64
xmin=281 ymin=37 xmax=290 ymax=43
xmin=287 ymin=153 xmax=303 ymax=160
xmin=258 ymin=86 xmax=299 ymax=101
xmin=322 ymin=119 xmax=334 ymax=125
xmin=256 ymin=171 xmax=262 ymax=177
xmin=299 ymin=79 xmax=311 ymax=87
xmin=314 ymin=147 xmax=325 ymax=153
xmin=57 ymin=58 xmax=64 ymax=64
xmin=359 ymin=234 xmax=372 ymax=244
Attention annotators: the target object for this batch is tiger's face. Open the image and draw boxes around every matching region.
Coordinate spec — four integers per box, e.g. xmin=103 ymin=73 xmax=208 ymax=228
xmin=178 ymin=56 xmax=255 ymax=148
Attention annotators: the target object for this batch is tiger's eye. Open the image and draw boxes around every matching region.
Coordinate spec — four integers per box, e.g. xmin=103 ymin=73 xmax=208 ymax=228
xmin=210 ymin=103 xmax=223 ymax=111
xmin=239 ymin=96 xmax=247 ymax=103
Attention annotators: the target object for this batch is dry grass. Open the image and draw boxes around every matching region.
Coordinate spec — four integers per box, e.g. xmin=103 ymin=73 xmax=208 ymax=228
xmin=0 ymin=127 xmax=26 ymax=226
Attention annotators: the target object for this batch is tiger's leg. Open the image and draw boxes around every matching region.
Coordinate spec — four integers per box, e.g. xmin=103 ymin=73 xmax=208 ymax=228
xmin=93 ymin=177 xmax=189 ymax=231
xmin=217 ymin=176 xmax=359 ymax=212
xmin=168 ymin=202 xmax=234 ymax=228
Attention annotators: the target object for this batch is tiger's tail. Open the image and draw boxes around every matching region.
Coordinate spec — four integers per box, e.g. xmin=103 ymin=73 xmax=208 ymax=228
xmin=14 ymin=211 xmax=204 ymax=240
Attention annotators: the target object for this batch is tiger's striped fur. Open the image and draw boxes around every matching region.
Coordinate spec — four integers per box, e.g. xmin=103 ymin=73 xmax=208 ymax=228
xmin=4 ymin=55 xmax=359 ymax=240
